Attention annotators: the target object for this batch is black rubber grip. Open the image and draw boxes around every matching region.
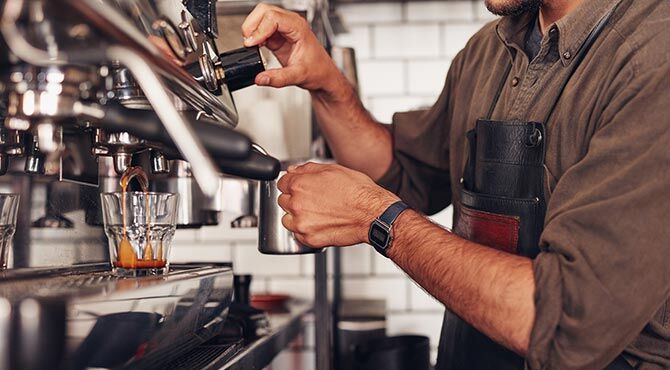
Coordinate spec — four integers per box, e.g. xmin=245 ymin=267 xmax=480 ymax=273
xmin=100 ymin=103 xmax=251 ymax=160
xmin=158 ymin=146 xmax=280 ymax=181
xmin=219 ymin=46 xmax=265 ymax=92
xmin=216 ymin=150 xmax=280 ymax=181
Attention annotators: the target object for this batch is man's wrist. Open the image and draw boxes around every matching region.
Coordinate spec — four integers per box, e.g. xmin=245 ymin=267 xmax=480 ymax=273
xmin=359 ymin=190 xmax=399 ymax=244
xmin=312 ymin=69 xmax=357 ymax=104
xmin=384 ymin=209 xmax=413 ymax=260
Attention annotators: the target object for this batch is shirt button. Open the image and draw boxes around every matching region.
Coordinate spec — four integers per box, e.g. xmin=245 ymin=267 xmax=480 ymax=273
xmin=511 ymin=77 xmax=520 ymax=87
xmin=563 ymin=51 xmax=572 ymax=59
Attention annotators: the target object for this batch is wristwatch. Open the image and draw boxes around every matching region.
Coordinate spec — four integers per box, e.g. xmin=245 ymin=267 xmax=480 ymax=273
xmin=368 ymin=201 xmax=409 ymax=257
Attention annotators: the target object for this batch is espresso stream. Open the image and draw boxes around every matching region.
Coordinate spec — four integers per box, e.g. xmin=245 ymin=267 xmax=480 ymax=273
xmin=115 ymin=166 xmax=165 ymax=269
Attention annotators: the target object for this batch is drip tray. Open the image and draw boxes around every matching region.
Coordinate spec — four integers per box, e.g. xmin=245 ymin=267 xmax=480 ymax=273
xmin=0 ymin=262 xmax=232 ymax=301
xmin=0 ymin=262 xmax=235 ymax=370
xmin=164 ymin=340 xmax=245 ymax=370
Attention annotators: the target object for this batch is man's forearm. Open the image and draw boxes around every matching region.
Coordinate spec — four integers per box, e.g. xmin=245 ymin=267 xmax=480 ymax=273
xmin=387 ymin=210 xmax=536 ymax=355
xmin=311 ymin=77 xmax=393 ymax=181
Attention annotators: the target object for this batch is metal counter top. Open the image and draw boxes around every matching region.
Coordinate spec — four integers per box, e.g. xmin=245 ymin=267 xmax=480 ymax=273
xmin=168 ymin=299 xmax=313 ymax=370
xmin=220 ymin=300 xmax=312 ymax=370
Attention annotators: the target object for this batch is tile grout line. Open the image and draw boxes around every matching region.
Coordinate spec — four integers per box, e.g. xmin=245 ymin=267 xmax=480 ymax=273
xmin=344 ymin=19 xmax=481 ymax=28
xmin=368 ymin=24 xmax=376 ymax=59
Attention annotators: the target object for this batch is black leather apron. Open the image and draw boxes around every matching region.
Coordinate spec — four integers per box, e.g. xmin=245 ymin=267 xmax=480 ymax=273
xmin=436 ymin=4 xmax=632 ymax=370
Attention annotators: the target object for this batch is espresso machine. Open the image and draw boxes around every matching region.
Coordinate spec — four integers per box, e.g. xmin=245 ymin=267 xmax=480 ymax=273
xmin=0 ymin=0 xmax=282 ymax=368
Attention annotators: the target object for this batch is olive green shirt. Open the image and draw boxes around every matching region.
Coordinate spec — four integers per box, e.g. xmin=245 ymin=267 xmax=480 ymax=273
xmin=377 ymin=0 xmax=670 ymax=368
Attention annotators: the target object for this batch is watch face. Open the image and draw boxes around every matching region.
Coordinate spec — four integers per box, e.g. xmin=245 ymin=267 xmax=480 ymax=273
xmin=369 ymin=222 xmax=391 ymax=248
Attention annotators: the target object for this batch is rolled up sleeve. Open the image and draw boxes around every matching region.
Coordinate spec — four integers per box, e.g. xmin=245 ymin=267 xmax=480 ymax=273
xmin=527 ymin=66 xmax=670 ymax=369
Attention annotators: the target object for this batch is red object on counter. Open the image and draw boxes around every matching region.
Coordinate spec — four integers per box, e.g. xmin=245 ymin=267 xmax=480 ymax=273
xmin=251 ymin=293 xmax=290 ymax=312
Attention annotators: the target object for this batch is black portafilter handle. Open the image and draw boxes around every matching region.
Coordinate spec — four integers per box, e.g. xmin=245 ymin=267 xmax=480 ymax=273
xmin=158 ymin=143 xmax=280 ymax=181
xmin=98 ymin=103 xmax=280 ymax=181
xmin=98 ymin=103 xmax=252 ymax=160
xmin=219 ymin=46 xmax=265 ymax=92
xmin=234 ymin=274 xmax=252 ymax=305
xmin=215 ymin=149 xmax=280 ymax=181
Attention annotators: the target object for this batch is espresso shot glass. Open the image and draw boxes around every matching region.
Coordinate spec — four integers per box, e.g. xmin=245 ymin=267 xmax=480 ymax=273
xmin=101 ymin=192 xmax=179 ymax=276
xmin=0 ymin=194 xmax=19 ymax=269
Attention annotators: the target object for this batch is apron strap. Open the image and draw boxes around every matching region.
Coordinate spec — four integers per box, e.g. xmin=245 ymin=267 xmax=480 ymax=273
xmin=485 ymin=63 xmax=513 ymax=120
xmin=542 ymin=1 xmax=623 ymax=124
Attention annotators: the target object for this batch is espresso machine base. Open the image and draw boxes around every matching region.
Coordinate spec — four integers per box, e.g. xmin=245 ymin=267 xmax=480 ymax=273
xmin=0 ymin=263 xmax=234 ymax=370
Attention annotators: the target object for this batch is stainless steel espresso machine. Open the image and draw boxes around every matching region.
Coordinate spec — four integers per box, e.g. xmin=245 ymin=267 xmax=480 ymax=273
xmin=0 ymin=0 xmax=282 ymax=368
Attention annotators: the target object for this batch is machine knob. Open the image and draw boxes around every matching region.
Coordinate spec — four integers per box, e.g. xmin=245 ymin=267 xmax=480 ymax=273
xmin=150 ymin=150 xmax=170 ymax=174
xmin=24 ymin=139 xmax=45 ymax=175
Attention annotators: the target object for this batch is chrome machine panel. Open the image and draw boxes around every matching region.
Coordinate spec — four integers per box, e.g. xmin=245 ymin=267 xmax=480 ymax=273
xmin=0 ymin=263 xmax=233 ymax=370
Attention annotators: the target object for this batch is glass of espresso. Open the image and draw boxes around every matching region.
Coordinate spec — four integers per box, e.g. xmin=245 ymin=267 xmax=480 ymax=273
xmin=101 ymin=191 xmax=179 ymax=276
xmin=0 ymin=194 xmax=20 ymax=269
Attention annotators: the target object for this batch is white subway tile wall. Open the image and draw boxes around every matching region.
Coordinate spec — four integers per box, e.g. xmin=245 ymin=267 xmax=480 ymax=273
xmin=336 ymin=3 xmax=403 ymax=24
xmin=369 ymin=96 xmax=434 ymax=123
xmin=334 ymin=1 xmax=493 ymax=123
xmin=357 ymin=60 xmax=405 ymax=97
xmin=342 ymin=276 xmax=410 ymax=311
xmin=170 ymin=1 xmax=495 ymax=368
xmin=406 ymin=1 xmax=475 ymax=22
xmin=407 ymin=60 xmax=451 ymax=95
xmin=332 ymin=25 xmax=372 ymax=59
xmin=373 ymin=24 xmax=441 ymax=58
xmin=443 ymin=23 xmax=487 ymax=56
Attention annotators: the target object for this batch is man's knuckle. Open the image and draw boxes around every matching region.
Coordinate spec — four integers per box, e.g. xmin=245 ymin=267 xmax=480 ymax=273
xmin=295 ymin=234 xmax=308 ymax=245
xmin=277 ymin=178 xmax=288 ymax=192
xmin=296 ymin=16 xmax=309 ymax=30
xmin=305 ymin=234 xmax=323 ymax=247
xmin=294 ymin=218 xmax=308 ymax=233
xmin=290 ymin=198 xmax=303 ymax=212
xmin=284 ymin=200 xmax=295 ymax=214
xmin=277 ymin=195 xmax=288 ymax=208
xmin=290 ymin=177 xmax=305 ymax=191
xmin=283 ymin=219 xmax=297 ymax=233
xmin=303 ymin=235 xmax=316 ymax=246
xmin=266 ymin=9 xmax=280 ymax=21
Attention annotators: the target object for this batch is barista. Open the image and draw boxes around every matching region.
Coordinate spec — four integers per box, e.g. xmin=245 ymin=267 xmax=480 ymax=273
xmin=241 ymin=1 xmax=670 ymax=369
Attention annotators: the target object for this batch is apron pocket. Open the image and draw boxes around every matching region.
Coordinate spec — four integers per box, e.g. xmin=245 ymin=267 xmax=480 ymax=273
xmin=457 ymin=189 xmax=544 ymax=257
xmin=455 ymin=206 xmax=520 ymax=254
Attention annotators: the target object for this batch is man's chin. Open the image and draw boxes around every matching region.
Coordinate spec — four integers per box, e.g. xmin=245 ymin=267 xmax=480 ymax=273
xmin=485 ymin=0 xmax=544 ymax=17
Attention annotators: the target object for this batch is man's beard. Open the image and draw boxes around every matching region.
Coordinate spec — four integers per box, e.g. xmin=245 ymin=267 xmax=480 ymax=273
xmin=485 ymin=0 xmax=544 ymax=17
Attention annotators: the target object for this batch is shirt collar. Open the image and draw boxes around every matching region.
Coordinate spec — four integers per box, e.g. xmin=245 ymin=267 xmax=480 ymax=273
xmin=496 ymin=0 xmax=620 ymax=67
xmin=496 ymin=12 xmax=535 ymax=58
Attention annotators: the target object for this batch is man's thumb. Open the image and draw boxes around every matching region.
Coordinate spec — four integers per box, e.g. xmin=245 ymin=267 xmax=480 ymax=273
xmin=255 ymin=67 xmax=303 ymax=88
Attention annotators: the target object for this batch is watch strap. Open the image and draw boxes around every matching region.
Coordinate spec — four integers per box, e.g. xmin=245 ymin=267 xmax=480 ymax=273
xmin=379 ymin=201 xmax=409 ymax=226
xmin=369 ymin=201 xmax=409 ymax=257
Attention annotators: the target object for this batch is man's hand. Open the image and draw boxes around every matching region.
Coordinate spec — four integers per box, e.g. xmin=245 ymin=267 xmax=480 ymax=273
xmin=276 ymin=162 xmax=400 ymax=248
xmin=242 ymin=4 xmax=393 ymax=181
xmin=242 ymin=4 xmax=346 ymax=95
